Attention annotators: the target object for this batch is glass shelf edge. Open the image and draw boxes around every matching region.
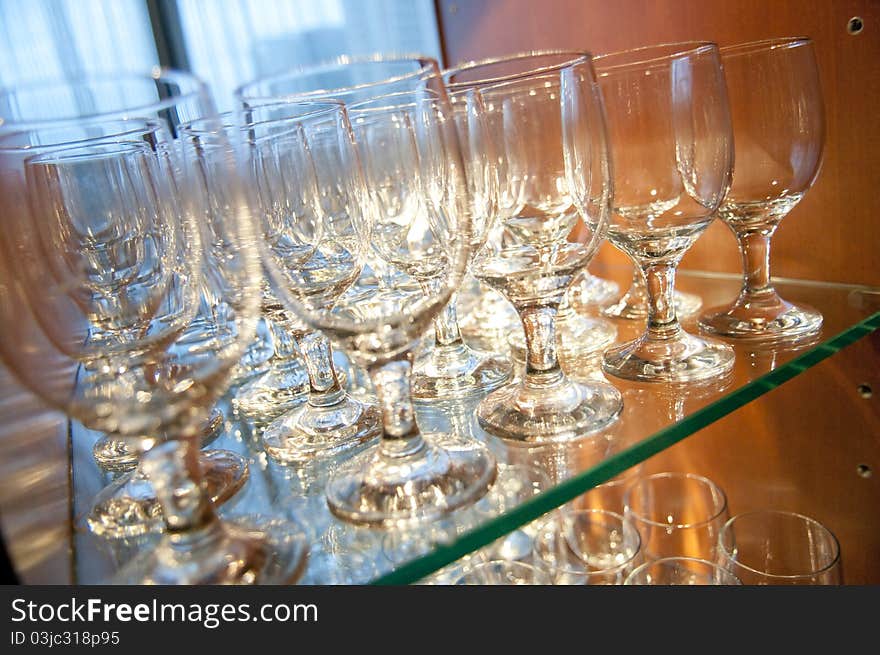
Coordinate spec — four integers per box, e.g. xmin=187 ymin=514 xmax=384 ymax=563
xmin=372 ymin=310 xmax=880 ymax=585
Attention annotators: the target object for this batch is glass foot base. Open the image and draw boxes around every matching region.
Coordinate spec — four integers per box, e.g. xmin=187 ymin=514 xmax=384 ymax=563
xmin=112 ymin=518 xmax=308 ymax=584
xmin=602 ymin=289 xmax=703 ymax=320
xmin=326 ymin=435 xmax=497 ymax=528
xmin=232 ymin=362 xmax=310 ymax=423
xmin=411 ymin=344 xmax=513 ymax=400
xmin=476 ymin=377 xmax=623 ymax=443
xmin=603 ymin=330 xmax=735 ymax=383
xmin=508 ymin=314 xmax=617 ymax=364
xmin=92 ymin=408 xmax=225 ymax=473
xmin=86 ymin=449 xmax=249 ymax=539
xmin=262 ymin=394 xmax=382 ymax=464
xmin=568 ymin=273 xmax=621 ymax=310
xmin=698 ymin=296 xmax=823 ymax=344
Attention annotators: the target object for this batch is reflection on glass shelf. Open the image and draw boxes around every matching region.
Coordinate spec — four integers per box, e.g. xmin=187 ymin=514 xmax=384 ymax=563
xmin=69 ymin=270 xmax=880 ymax=584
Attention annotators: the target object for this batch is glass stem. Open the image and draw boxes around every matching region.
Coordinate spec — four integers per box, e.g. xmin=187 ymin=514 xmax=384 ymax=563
xmin=368 ymin=353 xmax=425 ymax=459
xmin=521 ymin=303 xmax=565 ymax=388
xmin=642 ymin=262 xmax=683 ymax=341
xmin=737 ymin=230 xmax=776 ymax=298
xmin=296 ymin=330 xmax=345 ymax=408
xmin=266 ymin=310 xmax=300 ymax=363
xmin=419 ymin=276 xmax=466 ymax=350
xmin=557 ymin=290 xmax=576 ymax=324
xmin=140 ymin=438 xmax=220 ymax=548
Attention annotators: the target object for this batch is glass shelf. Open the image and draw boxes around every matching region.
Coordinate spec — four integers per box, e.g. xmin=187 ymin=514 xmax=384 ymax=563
xmin=68 ymin=269 xmax=880 ymax=584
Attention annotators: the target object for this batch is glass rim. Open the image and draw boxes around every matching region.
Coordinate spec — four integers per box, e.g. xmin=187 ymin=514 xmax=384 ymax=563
xmin=235 ymin=53 xmax=441 ymax=103
xmin=0 ymin=68 xmax=207 ymax=131
xmin=718 ymin=509 xmax=842 ymax=580
xmin=720 ymin=36 xmax=813 ymax=59
xmin=594 ymin=41 xmax=718 ymax=75
xmin=181 ymin=100 xmax=346 ymax=135
xmin=624 ymin=471 xmax=729 ymax=529
xmin=23 ymin=138 xmax=151 ymax=166
xmin=534 ymin=509 xmax=641 ymax=575
xmin=444 ymin=50 xmax=593 ymax=90
xmin=0 ymin=117 xmax=169 ymax=153
xmin=624 ymin=556 xmax=742 ymax=584
xmin=347 ymin=87 xmax=446 ymax=114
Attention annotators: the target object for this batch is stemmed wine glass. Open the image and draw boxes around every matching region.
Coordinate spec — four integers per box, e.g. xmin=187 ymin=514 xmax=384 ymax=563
xmin=445 ymin=52 xmax=620 ymax=364
xmin=233 ymin=56 xmax=441 ymax=417
xmin=239 ymin=55 xmax=511 ymax=401
xmin=261 ymin=78 xmax=497 ymax=526
xmin=0 ymin=124 xmax=246 ymax=538
xmin=699 ymin=38 xmax=825 ymax=343
xmin=229 ymin=100 xmax=383 ymax=463
xmin=394 ymin=85 xmax=512 ymax=401
xmin=468 ymin=52 xmax=622 ymax=443
xmin=0 ymin=71 xmax=230 ymax=470
xmin=595 ymin=42 xmax=736 ymax=383
xmin=0 ymin=111 xmax=306 ymax=582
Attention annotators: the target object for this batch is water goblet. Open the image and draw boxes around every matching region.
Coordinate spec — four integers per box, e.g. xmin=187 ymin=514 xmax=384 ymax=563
xmin=236 ymin=55 xmax=443 ymax=302
xmin=0 ymin=71 xmax=225 ymax=470
xmin=445 ymin=51 xmax=620 ymax=364
xmin=228 ymin=100 xmax=383 ymax=463
xmin=469 ymin=52 xmax=623 ymax=443
xmin=261 ymin=80 xmax=497 ymax=526
xmin=0 ymin=118 xmax=249 ymax=540
xmin=596 ymin=42 xmax=735 ymax=383
xmin=2 ymin=117 xmax=306 ymax=583
xmin=699 ymin=38 xmax=825 ymax=343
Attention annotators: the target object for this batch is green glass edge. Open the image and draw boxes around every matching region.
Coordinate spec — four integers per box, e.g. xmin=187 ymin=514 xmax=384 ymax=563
xmin=373 ymin=310 xmax=880 ymax=585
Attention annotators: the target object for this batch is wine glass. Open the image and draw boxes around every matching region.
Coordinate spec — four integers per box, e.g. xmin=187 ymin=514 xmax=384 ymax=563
xmin=227 ymin=100 xmax=383 ymax=463
xmin=0 ymin=118 xmax=249 ymax=540
xmin=233 ymin=56 xmax=442 ymax=415
xmin=624 ymin=472 xmax=729 ymax=562
xmin=444 ymin=51 xmax=620 ymax=364
xmin=3 ymin=114 xmax=305 ymax=582
xmin=0 ymin=71 xmax=235 ymax=471
xmin=717 ymin=510 xmax=842 ymax=584
xmin=595 ymin=42 xmax=735 ymax=383
xmin=388 ymin=82 xmax=513 ymax=401
xmin=699 ymin=38 xmax=825 ymax=343
xmin=237 ymin=56 xmax=441 ymax=293
xmin=467 ymin=52 xmax=622 ymax=443
xmin=261 ymin=78 xmax=497 ymax=526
